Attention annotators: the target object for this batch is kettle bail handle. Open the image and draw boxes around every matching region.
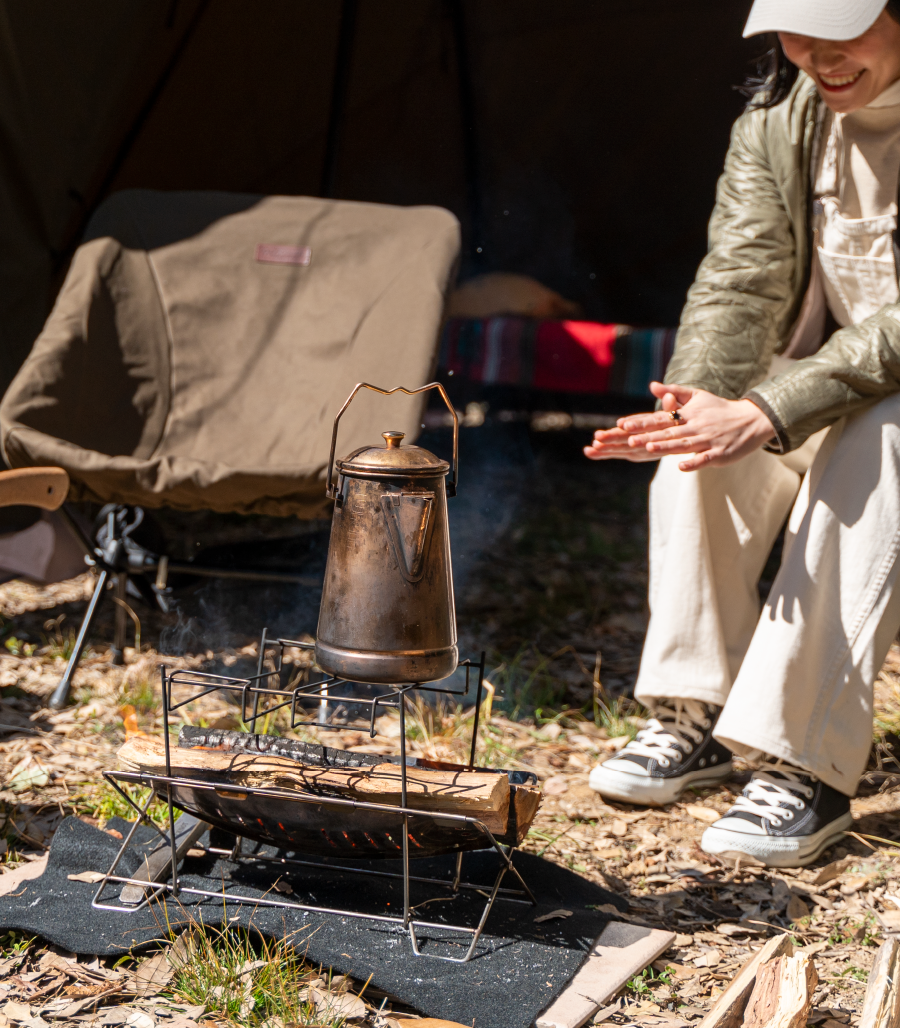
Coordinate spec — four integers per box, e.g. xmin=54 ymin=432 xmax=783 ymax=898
xmin=325 ymin=382 xmax=459 ymax=500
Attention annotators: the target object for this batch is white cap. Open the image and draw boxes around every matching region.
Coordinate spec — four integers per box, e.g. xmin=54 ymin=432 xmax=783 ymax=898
xmin=743 ymin=0 xmax=887 ymax=40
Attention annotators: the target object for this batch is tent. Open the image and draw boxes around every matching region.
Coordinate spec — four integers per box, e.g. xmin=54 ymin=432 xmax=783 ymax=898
xmin=0 ymin=0 xmax=758 ymax=401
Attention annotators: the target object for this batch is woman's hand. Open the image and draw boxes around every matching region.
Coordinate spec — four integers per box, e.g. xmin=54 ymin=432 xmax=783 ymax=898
xmin=583 ymin=382 xmax=777 ymax=471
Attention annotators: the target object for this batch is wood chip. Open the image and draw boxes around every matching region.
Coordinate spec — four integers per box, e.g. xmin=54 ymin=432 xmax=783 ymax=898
xmin=698 ymin=932 xmax=793 ymax=1028
xmin=742 ymin=953 xmax=817 ymax=1028
xmin=67 ymin=871 xmax=105 ymax=883
xmin=859 ymin=937 xmax=900 ymax=1028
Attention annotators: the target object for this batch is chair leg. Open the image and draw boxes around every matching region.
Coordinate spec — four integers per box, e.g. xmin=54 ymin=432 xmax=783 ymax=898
xmin=111 ymin=573 xmax=128 ymax=666
xmin=48 ymin=568 xmax=110 ymax=710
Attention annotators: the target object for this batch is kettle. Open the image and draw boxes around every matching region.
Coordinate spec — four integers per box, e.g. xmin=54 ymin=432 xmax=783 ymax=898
xmin=315 ymin=382 xmax=459 ymax=684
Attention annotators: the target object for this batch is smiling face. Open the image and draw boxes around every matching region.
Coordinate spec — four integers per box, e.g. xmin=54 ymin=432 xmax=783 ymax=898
xmin=779 ymin=9 xmax=900 ymax=112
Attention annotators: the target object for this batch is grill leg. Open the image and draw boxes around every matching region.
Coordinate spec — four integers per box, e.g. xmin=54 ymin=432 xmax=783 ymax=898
xmin=399 ymin=688 xmax=410 ymax=928
xmin=48 ymin=568 xmax=109 ymax=709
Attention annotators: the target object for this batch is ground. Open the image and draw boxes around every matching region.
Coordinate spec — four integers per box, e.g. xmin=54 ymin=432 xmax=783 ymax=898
xmin=1 ymin=427 xmax=899 ymax=1027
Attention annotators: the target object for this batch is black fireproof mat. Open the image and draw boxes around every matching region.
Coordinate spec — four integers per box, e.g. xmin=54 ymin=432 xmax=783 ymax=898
xmin=0 ymin=817 xmax=646 ymax=1028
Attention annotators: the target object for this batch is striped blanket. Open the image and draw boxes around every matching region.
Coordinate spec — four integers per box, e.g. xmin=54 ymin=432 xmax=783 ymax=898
xmin=438 ymin=318 xmax=677 ymax=398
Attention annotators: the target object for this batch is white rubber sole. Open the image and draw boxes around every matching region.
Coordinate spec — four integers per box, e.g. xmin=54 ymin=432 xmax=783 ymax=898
xmin=588 ymin=760 xmax=733 ymax=807
xmin=700 ymin=811 xmax=854 ymax=868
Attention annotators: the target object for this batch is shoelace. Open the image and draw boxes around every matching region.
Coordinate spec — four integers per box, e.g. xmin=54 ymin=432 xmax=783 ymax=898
xmin=730 ymin=760 xmax=815 ymax=827
xmin=619 ymin=699 xmax=712 ymax=768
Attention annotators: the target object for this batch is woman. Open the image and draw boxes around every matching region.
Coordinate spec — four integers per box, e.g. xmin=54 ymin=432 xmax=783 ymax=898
xmin=585 ymin=0 xmax=900 ymax=867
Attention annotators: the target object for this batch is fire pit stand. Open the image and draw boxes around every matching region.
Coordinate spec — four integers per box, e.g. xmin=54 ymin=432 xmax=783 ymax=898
xmin=90 ymin=631 xmax=538 ymax=962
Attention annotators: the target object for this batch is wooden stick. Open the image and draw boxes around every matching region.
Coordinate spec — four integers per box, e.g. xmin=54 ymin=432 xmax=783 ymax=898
xmin=859 ymin=937 xmax=900 ymax=1028
xmin=119 ymin=812 xmax=210 ymax=905
xmin=0 ymin=467 xmax=69 ymax=510
xmin=742 ymin=953 xmax=818 ymax=1028
xmin=698 ymin=933 xmax=793 ymax=1028
xmin=118 ymin=736 xmax=512 ymax=830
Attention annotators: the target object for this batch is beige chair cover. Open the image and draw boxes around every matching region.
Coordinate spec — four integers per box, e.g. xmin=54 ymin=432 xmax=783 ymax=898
xmin=0 ymin=190 xmax=459 ymax=518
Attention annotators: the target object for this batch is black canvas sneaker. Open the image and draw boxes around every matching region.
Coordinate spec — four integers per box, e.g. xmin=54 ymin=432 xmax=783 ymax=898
xmin=588 ymin=699 xmax=733 ymax=806
xmin=701 ymin=758 xmax=853 ymax=867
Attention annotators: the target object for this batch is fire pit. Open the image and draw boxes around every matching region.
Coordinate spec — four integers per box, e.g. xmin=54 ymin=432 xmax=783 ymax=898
xmin=90 ymin=632 xmax=542 ymax=962
xmin=90 ymin=382 xmax=543 ymax=961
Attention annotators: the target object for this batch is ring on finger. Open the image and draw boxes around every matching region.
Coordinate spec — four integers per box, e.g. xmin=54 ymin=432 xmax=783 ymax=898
xmin=668 ymin=409 xmax=685 ymax=425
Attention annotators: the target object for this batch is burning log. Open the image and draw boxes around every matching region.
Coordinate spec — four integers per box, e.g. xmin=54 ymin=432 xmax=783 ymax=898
xmin=118 ymin=735 xmax=513 ymax=831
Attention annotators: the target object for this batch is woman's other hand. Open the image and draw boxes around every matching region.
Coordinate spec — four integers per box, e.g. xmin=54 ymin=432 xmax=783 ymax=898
xmin=583 ymin=382 xmax=777 ymax=471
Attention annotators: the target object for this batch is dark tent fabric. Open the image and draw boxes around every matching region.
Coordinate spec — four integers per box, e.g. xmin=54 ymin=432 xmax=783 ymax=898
xmin=0 ymin=0 xmax=757 ymax=399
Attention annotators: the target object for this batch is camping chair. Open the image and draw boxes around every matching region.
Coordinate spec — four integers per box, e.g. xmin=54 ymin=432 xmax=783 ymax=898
xmin=1 ymin=188 xmax=460 ymax=708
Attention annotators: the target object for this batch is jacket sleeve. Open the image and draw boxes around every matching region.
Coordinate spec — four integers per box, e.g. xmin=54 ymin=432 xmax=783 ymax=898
xmin=664 ymin=109 xmax=798 ymax=399
xmin=746 ymin=305 xmax=900 ymax=451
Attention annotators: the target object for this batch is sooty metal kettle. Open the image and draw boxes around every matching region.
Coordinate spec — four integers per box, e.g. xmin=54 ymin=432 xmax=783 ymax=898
xmin=315 ymin=382 xmax=459 ymax=684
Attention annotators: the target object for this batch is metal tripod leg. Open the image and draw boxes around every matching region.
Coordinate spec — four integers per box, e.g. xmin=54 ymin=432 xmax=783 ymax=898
xmin=110 ymin=573 xmax=127 ymax=666
xmin=48 ymin=568 xmax=109 ymax=710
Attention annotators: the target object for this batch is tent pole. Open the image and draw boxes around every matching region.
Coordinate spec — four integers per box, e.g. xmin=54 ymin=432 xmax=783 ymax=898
xmin=447 ymin=0 xmax=484 ymax=267
xmin=321 ymin=0 xmax=359 ymax=199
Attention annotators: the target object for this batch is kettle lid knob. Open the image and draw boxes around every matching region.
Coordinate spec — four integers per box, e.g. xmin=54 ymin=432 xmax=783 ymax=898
xmin=382 ymin=431 xmax=405 ymax=449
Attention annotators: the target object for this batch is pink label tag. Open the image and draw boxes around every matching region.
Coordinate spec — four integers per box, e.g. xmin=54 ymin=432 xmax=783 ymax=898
xmin=255 ymin=243 xmax=312 ymax=266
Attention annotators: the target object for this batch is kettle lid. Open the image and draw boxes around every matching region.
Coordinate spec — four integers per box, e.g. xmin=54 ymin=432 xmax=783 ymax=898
xmin=338 ymin=431 xmax=450 ymax=475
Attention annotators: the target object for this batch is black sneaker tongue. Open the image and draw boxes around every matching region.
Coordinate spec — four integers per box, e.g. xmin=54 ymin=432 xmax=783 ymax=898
xmin=763 ymin=768 xmax=811 ymax=791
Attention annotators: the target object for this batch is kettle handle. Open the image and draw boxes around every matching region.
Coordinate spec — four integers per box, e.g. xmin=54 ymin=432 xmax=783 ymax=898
xmin=326 ymin=382 xmax=459 ymax=500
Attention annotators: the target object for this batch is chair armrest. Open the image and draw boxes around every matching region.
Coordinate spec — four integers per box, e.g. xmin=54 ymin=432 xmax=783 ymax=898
xmin=0 ymin=467 xmax=70 ymax=510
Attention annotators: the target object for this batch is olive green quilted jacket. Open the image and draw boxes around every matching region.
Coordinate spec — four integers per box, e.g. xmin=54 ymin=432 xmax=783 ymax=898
xmin=665 ymin=72 xmax=900 ymax=452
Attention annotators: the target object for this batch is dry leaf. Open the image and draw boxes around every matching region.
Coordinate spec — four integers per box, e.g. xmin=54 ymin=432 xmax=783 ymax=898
xmin=125 ymin=1012 xmax=155 ymax=1028
xmin=684 ymin=804 xmax=720 ymax=824
xmin=0 ymin=856 xmax=48 ymax=898
xmin=840 ymin=873 xmax=876 ymax=895
xmin=716 ymin=922 xmax=760 ymax=936
xmin=67 ymin=871 xmax=105 ymax=883
xmin=812 ymin=857 xmax=854 ymax=886
xmin=611 ymin=819 xmax=627 ymax=837
xmin=692 ymin=949 xmax=721 ymax=967
xmin=787 ymin=893 xmax=811 ymax=922
xmin=309 ymin=989 xmax=366 ymax=1022
xmin=651 ymin=960 xmax=701 ymax=980
xmin=534 ymin=908 xmax=573 ymax=923
xmin=7 ymin=756 xmax=49 ymax=793
xmin=126 ymin=949 xmax=174 ymax=997
xmin=2 ymin=1004 xmax=33 ymax=1023
xmin=543 ymin=776 xmax=569 ymax=796
xmin=0 ymin=955 xmax=25 ymax=977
